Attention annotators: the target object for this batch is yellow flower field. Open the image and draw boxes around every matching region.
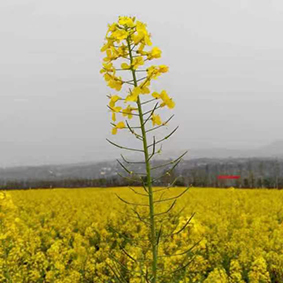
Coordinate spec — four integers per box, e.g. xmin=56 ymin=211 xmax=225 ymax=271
xmin=1 ymin=187 xmax=283 ymax=282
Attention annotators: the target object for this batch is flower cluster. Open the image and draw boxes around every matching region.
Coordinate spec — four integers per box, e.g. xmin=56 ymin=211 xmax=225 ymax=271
xmin=100 ymin=16 xmax=175 ymax=135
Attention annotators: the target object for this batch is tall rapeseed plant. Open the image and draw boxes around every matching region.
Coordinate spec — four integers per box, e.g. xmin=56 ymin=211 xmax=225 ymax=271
xmin=100 ymin=16 xmax=190 ymax=282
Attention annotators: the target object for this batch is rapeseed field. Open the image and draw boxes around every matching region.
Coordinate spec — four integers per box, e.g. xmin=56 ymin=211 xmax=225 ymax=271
xmin=1 ymin=187 xmax=283 ymax=282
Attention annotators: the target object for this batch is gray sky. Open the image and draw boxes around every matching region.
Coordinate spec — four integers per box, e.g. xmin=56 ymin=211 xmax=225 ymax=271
xmin=0 ymin=0 xmax=283 ymax=167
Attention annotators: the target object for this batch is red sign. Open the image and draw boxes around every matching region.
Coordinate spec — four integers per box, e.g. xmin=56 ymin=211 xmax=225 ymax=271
xmin=218 ymin=175 xmax=241 ymax=179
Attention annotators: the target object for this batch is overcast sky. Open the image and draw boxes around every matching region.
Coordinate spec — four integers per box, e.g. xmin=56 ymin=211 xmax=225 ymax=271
xmin=0 ymin=0 xmax=282 ymax=167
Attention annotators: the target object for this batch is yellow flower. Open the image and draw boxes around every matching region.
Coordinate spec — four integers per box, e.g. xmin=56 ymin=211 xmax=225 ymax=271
xmin=100 ymin=62 xmax=115 ymax=74
xmin=137 ymin=43 xmax=145 ymax=54
xmin=103 ymin=47 xmax=119 ymax=62
xmin=104 ymin=74 xmax=123 ymax=91
xmin=108 ymin=77 xmax=123 ymax=91
xmin=146 ymin=65 xmax=168 ymax=79
xmin=152 ymin=90 xmax=175 ymax=109
xmin=111 ymin=106 xmax=122 ymax=122
xmin=147 ymin=66 xmax=159 ymax=79
xmin=151 ymin=114 xmax=162 ymax=126
xmin=122 ymin=105 xmax=137 ymax=119
xmin=112 ymin=121 xmax=125 ymax=135
xmin=106 ymin=23 xmax=118 ymax=36
xmin=121 ymin=62 xmax=130 ymax=70
xmin=118 ymin=16 xmax=135 ymax=28
xmin=121 ymin=57 xmax=144 ymax=70
xmin=139 ymin=80 xmax=151 ymax=94
xmin=125 ymin=87 xmax=141 ymax=102
xmin=100 ymin=38 xmax=115 ymax=52
xmin=109 ymin=95 xmax=121 ymax=108
xmin=147 ymin=47 xmax=162 ymax=60
xmin=116 ymin=45 xmax=128 ymax=57
xmin=159 ymin=65 xmax=169 ymax=73
xmin=132 ymin=56 xmax=144 ymax=70
xmin=135 ymin=21 xmax=152 ymax=46
xmin=111 ymin=29 xmax=129 ymax=41
xmin=0 ymin=192 xmax=5 ymax=200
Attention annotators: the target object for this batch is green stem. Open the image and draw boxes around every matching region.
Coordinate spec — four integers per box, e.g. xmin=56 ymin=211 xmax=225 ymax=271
xmin=126 ymin=38 xmax=158 ymax=283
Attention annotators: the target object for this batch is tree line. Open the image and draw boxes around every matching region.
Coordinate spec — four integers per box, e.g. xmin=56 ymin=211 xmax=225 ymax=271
xmin=0 ymin=158 xmax=282 ymax=190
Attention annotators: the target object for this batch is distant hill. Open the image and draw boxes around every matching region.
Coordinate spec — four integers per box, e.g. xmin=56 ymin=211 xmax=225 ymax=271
xmin=186 ymin=140 xmax=283 ymax=159
xmin=0 ymin=141 xmax=283 ymax=183
xmin=258 ymin=141 xmax=283 ymax=157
